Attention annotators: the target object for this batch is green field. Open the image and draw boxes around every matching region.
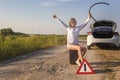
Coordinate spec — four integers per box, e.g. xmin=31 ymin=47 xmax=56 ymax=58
xmin=0 ymin=28 xmax=87 ymax=61
xmin=0 ymin=34 xmax=67 ymax=61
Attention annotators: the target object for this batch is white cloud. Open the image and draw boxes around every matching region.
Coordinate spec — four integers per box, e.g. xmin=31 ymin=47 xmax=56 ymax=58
xmin=56 ymin=0 xmax=79 ymax=2
xmin=40 ymin=0 xmax=79 ymax=7
xmin=40 ymin=2 xmax=57 ymax=7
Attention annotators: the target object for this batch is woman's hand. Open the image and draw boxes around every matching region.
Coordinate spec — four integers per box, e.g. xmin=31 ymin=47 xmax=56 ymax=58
xmin=53 ymin=15 xmax=58 ymax=19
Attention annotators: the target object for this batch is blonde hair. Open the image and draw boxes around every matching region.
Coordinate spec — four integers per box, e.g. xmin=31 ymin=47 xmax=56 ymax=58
xmin=69 ymin=18 xmax=77 ymax=27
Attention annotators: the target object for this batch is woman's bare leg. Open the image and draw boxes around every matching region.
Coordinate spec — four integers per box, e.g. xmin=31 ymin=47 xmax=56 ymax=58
xmin=67 ymin=45 xmax=83 ymax=65
xmin=81 ymin=47 xmax=87 ymax=57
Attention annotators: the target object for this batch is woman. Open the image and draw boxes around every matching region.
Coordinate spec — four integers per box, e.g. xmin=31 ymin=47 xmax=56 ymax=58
xmin=53 ymin=14 xmax=91 ymax=66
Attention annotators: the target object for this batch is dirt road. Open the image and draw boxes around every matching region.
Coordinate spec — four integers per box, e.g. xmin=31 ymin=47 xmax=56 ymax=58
xmin=0 ymin=42 xmax=120 ymax=80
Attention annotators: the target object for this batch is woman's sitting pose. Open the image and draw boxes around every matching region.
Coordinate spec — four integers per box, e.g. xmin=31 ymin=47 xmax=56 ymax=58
xmin=53 ymin=14 xmax=91 ymax=66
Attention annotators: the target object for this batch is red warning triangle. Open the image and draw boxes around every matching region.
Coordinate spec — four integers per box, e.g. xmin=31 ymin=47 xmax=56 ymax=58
xmin=76 ymin=59 xmax=95 ymax=74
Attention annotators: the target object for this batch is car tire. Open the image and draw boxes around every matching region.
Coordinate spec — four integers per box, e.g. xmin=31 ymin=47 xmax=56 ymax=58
xmin=69 ymin=50 xmax=78 ymax=65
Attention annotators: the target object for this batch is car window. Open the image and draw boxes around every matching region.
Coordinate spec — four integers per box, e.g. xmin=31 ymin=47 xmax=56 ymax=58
xmin=94 ymin=27 xmax=113 ymax=32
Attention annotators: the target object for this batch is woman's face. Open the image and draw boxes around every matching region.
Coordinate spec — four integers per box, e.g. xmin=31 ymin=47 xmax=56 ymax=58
xmin=69 ymin=19 xmax=76 ymax=28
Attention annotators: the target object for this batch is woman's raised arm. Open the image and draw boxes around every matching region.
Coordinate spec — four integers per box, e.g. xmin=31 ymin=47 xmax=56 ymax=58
xmin=53 ymin=15 xmax=68 ymax=31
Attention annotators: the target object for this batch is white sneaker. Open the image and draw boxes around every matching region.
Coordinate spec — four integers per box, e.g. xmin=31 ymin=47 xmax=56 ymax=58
xmin=75 ymin=61 xmax=80 ymax=66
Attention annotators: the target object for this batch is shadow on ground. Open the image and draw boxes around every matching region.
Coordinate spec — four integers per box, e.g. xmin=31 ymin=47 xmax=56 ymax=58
xmin=90 ymin=45 xmax=120 ymax=50
xmin=94 ymin=69 xmax=117 ymax=74
xmin=90 ymin=62 xmax=120 ymax=74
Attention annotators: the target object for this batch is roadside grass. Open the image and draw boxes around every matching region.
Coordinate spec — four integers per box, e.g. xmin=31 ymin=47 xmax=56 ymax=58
xmin=79 ymin=35 xmax=87 ymax=40
xmin=0 ymin=34 xmax=87 ymax=61
xmin=0 ymin=35 xmax=67 ymax=61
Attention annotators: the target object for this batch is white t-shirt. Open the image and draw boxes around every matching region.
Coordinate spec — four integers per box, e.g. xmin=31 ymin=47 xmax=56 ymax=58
xmin=56 ymin=17 xmax=90 ymax=46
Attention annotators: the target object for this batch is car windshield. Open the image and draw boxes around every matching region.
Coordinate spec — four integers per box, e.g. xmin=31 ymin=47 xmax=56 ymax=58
xmin=94 ymin=27 xmax=113 ymax=32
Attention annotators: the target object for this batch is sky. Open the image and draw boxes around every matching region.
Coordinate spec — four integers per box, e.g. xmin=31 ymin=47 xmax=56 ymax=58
xmin=0 ymin=0 xmax=120 ymax=35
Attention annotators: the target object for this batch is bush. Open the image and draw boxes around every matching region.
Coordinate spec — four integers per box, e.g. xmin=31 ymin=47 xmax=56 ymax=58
xmin=0 ymin=28 xmax=14 ymax=36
